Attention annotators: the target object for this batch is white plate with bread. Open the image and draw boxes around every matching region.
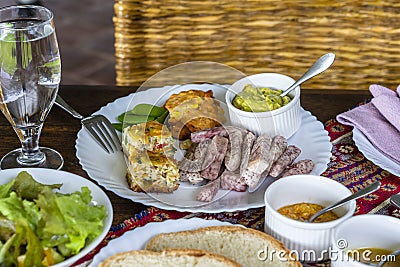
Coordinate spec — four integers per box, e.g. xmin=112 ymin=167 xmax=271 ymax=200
xmin=90 ymin=218 xmax=301 ymax=267
xmin=76 ymin=84 xmax=332 ymax=213
xmin=89 ymin=218 xmax=236 ymax=266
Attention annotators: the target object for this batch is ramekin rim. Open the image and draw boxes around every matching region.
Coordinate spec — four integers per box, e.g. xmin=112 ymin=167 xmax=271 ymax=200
xmin=225 ymin=73 xmax=301 ymax=117
xmin=264 ymin=175 xmax=357 ymax=230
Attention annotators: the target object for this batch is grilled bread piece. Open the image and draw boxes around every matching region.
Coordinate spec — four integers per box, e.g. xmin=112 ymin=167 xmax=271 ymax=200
xmin=146 ymin=226 xmax=301 ymax=267
xmin=99 ymin=249 xmax=241 ymax=267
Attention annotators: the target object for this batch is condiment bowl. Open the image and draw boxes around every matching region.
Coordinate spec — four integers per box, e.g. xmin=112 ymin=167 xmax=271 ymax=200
xmin=225 ymin=73 xmax=301 ymax=138
xmin=264 ymin=175 xmax=356 ymax=262
xmin=331 ymin=214 xmax=400 ymax=267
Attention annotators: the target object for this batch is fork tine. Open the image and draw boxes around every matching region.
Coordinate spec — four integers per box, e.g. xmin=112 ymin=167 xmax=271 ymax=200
xmin=84 ymin=124 xmax=111 ymax=153
xmin=99 ymin=116 xmax=122 ymax=151
xmin=82 ymin=115 xmax=122 ymax=154
xmin=96 ymin=121 xmax=121 ymax=153
xmin=83 ymin=124 xmax=110 ymax=154
xmin=55 ymin=96 xmax=122 ymax=153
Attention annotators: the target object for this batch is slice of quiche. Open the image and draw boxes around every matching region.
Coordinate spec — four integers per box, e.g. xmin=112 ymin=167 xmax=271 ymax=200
xmin=122 ymin=120 xmax=175 ymax=157
xmin=126 ymin=150 xmax=180 ymax=193
xmin=122 ymin=120 xmax=179 ymax=193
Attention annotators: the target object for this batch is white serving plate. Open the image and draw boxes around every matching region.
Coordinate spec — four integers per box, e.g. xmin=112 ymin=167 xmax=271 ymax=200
xmin=353 ymin=128 xmax=400 ymax=177
xmin=76 ymin=84 xmax=332 ymax=213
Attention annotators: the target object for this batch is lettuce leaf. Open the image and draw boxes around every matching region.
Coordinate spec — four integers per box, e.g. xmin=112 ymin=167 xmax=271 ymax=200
xmin=0 ymin=180 xmax=14 ymax=198
xmin=12 ymin=171 xmax=62 ymax=200
xmin=55 ymin=187 xmax=106 ymax=253
xmin=36 ymin=187 xmax=71 ymax=251
xmin=24 ymin=222 xmax=45 ymax=267
xmin=37 ymin=186 xmax=106 ymax=256
xmin=0 ymin=195 xmax=43 ymax=266
xmin=0 ymin=192 xmax=39 ymax=230
xmin=0 ymin=234 xmax=18 ymax=266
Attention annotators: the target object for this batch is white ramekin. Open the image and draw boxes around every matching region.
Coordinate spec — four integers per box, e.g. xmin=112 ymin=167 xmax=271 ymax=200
xmin=331 ymin=214 xmax=400 ymax=267
xmin=264 ymin=175 xmax=356 ymax=262
xmin=226 ymin=73 xmax=301 ymax=139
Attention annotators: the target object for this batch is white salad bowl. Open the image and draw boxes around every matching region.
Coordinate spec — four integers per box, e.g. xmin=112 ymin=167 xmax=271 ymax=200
xmin=0 ymin=168 xmax=113 ymax=267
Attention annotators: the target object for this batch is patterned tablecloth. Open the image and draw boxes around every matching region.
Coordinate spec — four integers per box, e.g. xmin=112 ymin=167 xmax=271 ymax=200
xmin=74 ymin=119 xmax=400 ymax=266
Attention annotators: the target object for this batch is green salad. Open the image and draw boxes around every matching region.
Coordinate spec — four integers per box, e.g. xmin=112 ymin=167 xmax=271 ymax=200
xmin=0 ymin=171 xmax=107 ymax=267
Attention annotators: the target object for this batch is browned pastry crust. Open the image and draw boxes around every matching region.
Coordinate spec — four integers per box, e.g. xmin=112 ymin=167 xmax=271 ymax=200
xmin=164 ymin=89 xmax=225 ymax=140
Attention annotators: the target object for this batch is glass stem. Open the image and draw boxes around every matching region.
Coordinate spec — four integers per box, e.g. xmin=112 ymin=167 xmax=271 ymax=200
xmin=16 ymin=125 xmax=45 ymax=165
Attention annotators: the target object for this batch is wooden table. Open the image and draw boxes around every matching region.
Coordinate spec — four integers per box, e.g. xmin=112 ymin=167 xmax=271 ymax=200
xmin=0 ymin=85 xmax=372 ymax=225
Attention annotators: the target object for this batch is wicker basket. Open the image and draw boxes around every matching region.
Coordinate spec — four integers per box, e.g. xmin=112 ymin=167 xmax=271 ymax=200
xmin=114 ymin=0 xmax=400 ymax=90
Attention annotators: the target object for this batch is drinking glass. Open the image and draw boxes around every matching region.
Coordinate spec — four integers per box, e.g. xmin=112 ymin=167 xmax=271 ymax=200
xmin=0 ymin=5 xmax=63 ymax=169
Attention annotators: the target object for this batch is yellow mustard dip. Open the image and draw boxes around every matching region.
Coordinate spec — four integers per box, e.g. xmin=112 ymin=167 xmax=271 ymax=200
xmin=232 ymin=84 xmax=292 ymax=112
xmin=277 ymin=202 xmax=339 ymax=223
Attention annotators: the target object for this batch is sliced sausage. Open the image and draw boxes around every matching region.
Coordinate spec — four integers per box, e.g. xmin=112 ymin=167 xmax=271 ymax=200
xmin=196 ymin=178 xmax=221 ymax=202
xmin=200 ymin=139 xmax=219 ymax=170
xmin=200 ymin=136 xmax=229 ymax=180
xmin=224 ymin=128 xmax=244 ymax=172
xmin=239 ymin=131 xmax=256 ymax=175
xmin=179 ymin=170 xmax=190 ymax=182
xmin=194 ymin=139 xmax=211 ymax=159
xmin=179 ymin=170 xmax=203 ymax=184
xmin=269 ymin=145 xmax=301 ymax=177
xmin=187 ymin=172 xmax=204 ymax=185
xmin=184 ymin=142 xmax=198 ymax=160
xmin=190 ymin=126 xmax=227 ymax=143
xmin=220 ymin=169 xmax=247 ymax=192
xmin=241 ymin=169 xmax=262 ymax=188
xmin=225 ymin=126 xmax=248 ymax=135
xmin=178 ymin=142 xmax=198 ymax=176
xmin=281 ymin=159 xmax=315 ymax=177
xmin=270 ymin=136 xmax=288 ymax=163
xmin=247 ymin=134 xmax=273 ymax=174
xmin=177 ymin=140 xmax=213 ymax=172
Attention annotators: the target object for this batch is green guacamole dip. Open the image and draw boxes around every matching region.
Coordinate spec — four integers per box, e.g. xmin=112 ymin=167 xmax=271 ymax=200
xmin=232 ymin=84 xmax=292 ymax=112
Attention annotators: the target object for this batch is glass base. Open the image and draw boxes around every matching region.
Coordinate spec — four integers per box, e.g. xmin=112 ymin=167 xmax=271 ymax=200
xmin=0 ymin=147 xmax=64 ymax=170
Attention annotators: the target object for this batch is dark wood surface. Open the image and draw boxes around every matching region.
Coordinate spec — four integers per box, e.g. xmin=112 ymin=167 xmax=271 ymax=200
xmin=0 ymin=85 xmax=372 ymax=224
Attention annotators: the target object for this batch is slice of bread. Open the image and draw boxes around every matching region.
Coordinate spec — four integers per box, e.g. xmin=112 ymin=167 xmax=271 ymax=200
xmin=145 ymin=226 xmax=301 ymax=267
xmin=99 ymin=248 xmax=241 ymax=267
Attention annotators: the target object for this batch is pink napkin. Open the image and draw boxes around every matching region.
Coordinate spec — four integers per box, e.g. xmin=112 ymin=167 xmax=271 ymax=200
xmin=336 ymin=84 xmax=400 ymax=165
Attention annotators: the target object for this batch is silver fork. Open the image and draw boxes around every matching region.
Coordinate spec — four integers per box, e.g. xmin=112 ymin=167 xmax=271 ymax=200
xmin=55 ymin=95 xmax=121 ymax=154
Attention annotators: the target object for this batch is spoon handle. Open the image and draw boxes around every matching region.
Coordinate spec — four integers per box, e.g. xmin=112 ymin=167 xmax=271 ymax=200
xmin=390 ymin=194 xmax=400 ymax=209
xmin=280 ymin=53 xmax=336 ymax=97
xmin=308 ymin=181 xmax=381 ymax=222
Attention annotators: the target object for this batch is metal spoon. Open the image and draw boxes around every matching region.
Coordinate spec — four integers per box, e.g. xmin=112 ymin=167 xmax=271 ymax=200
xmin=280 ymin=52 xmax=336 ymax=97
xmin=390 ymin=194 xmax=400 ymax=209
xmin=308 ymin=181 xmax=380 ymax=222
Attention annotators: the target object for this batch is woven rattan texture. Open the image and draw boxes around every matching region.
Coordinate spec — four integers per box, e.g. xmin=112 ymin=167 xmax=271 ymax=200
xmin=113 ymin=1 xmax=400 ymax=89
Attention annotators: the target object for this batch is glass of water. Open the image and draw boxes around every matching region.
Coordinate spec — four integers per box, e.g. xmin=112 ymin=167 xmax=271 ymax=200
xmin=0 ymin=5 xmax=63 ymax=169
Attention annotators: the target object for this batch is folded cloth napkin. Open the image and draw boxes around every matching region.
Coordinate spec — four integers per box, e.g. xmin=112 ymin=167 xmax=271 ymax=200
xmin=337 ymin=84 xmax=400 ymax=165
